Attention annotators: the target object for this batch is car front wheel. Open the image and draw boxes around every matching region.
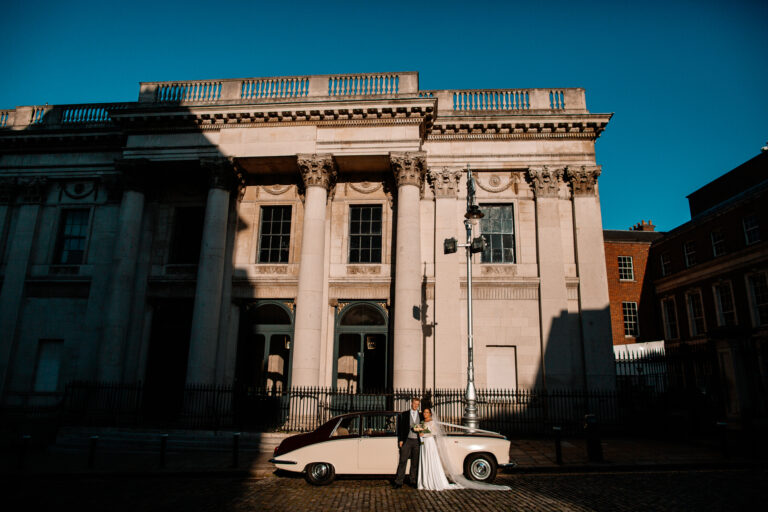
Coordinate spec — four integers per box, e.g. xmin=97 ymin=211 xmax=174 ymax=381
xmin=463 ymin=453 xmax=497 ymax=483
xmin=305 ymin=462 xmax=335 ymax=485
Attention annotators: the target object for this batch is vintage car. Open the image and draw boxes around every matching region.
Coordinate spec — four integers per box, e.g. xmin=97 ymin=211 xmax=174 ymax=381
xmin=270 ymin=411 xmax=514 ymax=485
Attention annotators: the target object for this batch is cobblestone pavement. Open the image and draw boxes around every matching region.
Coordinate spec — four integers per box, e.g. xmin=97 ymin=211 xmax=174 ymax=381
xmin=5 ymin=468 xmax=766 ymax=512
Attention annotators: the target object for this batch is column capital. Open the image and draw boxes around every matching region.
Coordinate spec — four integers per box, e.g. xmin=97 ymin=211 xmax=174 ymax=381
xmin=201 ymin=156 xmax=245 ymax=195
xmin=17 ymin=177 xmax=48 ymax=204
xmin=297 ymin=154 xmax=337 ymax=191
xmin=526 ymin=166 xmax=564 ymax=198
xmin=390 ymin=152 xmax=426 ymax=188
xmin=428 ymin=168 xmax=462 ymax=198
xmin=115 ymin=158 xmax=151 ymax=193
xmin=565 ymin=165 xmax=601 ymax=196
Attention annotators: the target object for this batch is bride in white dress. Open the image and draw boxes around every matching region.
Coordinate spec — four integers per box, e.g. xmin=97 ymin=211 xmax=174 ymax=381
xmin=417 ymin=406 xmax=510 ymax=491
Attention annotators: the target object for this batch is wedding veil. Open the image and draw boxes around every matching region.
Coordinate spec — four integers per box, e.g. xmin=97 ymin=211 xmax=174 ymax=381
xmin=430 ymin=409 xmax=511 ymax=491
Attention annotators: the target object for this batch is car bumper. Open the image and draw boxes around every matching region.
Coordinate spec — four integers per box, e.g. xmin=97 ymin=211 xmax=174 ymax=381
xmin=269 ymin=458 xmax=298 ymax=465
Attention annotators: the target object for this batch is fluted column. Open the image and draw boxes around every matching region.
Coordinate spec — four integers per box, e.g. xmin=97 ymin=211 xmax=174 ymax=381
xmin=527 ymin=166 xmax=573 ymax=389
xmin=97 ymin=160 xmax=148 ymax=382
xmin=429 ymin=169 xmax=463 ymax=388
xmin=391 ymin=152 xmax=426 ymax=388
xmin=566 ymin=166 xmax=615 ymax=390
xmin=186 ymin=157 xmax=241 ymax=385
xmin=291 ymin=154 xmax=336 ymax=386
xmin=0 ymin=178 xmax=46 ymax=397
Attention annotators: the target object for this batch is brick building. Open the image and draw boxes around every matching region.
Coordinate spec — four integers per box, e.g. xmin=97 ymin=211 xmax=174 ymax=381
xmin=604 ymin=221 xmax=663 ymax=345
xmin=648 ymin=150 xmax=768 ymax=423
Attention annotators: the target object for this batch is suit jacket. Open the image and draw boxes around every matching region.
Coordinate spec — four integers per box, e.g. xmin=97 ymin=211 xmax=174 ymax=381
xmin=397 ymin=409 xmax=424 ymax=443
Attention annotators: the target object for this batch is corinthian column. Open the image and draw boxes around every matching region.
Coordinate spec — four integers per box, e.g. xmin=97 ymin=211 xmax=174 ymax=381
xmin=429 ymin=169 xmax=463 ymax=388
xmin=391 ymin=152 xmax=426 ymax=388
xmin=566 ymin=166 xmax=615 ymax=390
xmin=291 ymin=154 xmax=336 ymax=386
xmin=0 ymin=178 xmax=46 ymax=397
xmin=97 ymin=160 xmax=148 ymax=382
xmin=527 ymin=166 xmax=573 ymax=389
xmin=186 ymin=157 xmax=240 ymax=385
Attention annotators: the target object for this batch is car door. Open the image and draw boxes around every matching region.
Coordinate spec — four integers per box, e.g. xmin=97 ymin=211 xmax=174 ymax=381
xmin=324 ymin=415 xmax=361 ymax=474
xmin=358 ymin=413 xmax=399 ymax=473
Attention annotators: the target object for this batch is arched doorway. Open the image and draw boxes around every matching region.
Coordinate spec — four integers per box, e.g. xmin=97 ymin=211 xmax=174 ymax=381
xmin=235 ymin=301 xmax=294 ymax=393
xmin=334 ymin=302 xmax=389 ymax=392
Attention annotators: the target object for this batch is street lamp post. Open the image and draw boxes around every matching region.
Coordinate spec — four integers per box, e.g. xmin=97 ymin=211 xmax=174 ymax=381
xmin=443 ymin=166 xmax=485 ymax=430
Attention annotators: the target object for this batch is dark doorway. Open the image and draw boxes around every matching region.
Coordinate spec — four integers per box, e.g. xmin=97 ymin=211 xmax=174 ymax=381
xmin=142 ymin=299 xmax=193 ymax=421
xmin=334 ymin=302 xmax=389 ymax=392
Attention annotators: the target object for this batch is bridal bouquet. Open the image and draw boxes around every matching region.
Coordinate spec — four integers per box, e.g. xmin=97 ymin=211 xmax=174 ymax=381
xmin=413 ymin=421 xmax=431 ymax=444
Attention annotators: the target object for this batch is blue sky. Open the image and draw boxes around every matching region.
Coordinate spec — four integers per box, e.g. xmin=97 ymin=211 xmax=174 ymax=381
xmin=2 ymin=0 xmax=766 ymax=231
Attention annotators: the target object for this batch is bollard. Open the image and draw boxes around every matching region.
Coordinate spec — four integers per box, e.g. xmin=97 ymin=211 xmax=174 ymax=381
xmin=584 ymin=414 xmax=603 ymax=462
xmin=553 ymin=426 xmax=563 ymax=465
xmin=18 ymin=434 xmax=31 ymax=470
xmin=716 ymin=421 xmax=728 ymax=459
xmin=160 ymin=434 xmax=168 ymax=469
xmin=88 ymin=436 xmax=99 ymax=469
xmin=232 ymin=433 xmax=241 ymax=468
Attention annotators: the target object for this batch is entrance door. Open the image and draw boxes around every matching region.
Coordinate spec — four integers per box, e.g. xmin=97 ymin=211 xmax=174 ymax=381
xmin=334 ymin=303 xmax=389 ymax=392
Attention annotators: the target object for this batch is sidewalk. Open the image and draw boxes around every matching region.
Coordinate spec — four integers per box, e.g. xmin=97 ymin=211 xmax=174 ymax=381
xmin=1 ymin=429 xmax=758 ymax=478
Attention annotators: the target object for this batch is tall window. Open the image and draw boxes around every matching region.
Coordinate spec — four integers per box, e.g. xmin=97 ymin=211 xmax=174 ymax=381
xmin=54 ymin=209 xmax=89 ymax=264
xmin=661 ymin=297 xmax=679 ymax=340
xmin=169 ymin=206 xmax=205 ymax=264
xmin=618 ymin=256 xmax=634 ymax=281
xmin=660 ymin=253 xmax=672 ymax=277
xmin=258 ymin=205 xmax=292 ymax=263
xmin=713 ymin=281 xmax=737 ymax=327
xmin=480 ymin=204 xmax=515 ymax=263
xmin=622 ymin=302 xmax=639 ymax=337
xmin=747 ymin=272 xmax=768 ymax=326
xmin=349 ymin=205 xmax=382 ymax=264
xmin=33 ymin=339 xmax=63 ymax=392
xmin=686 ymin=290 xmax=706 ymax=336
xmin=683 ymin=241 xmax=697 ymax=268
xmin=744 ymin=214 xmax=761 ymax=245
xmin=711 ymin=231 xmax=726 ymax=257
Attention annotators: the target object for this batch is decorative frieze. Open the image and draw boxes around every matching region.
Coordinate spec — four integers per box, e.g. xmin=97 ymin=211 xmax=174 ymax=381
xmin=347 ymin=182 xmax=383 ymax=194
xmin=526 ymin=166 xmax=564 ymax=198
xmin=346 ymin=265 xmax=382 ymax=275
xmin=60 ymin=181 xmax=97 ymax=201
xmin=390 ymin=152 xmax=426 ymax=188
xmin=566 ymin=165 xmax=601 ymax=196
xmin=428 ymin=168 xmax=462 ymax=198
xmin=297 ymin=153 xmax=337 ymax=191
xmin=460 ymin=284 xmax=539 ymax=300
xmin=476 ymin=172 xmax=520 ymax=194
xmin=480 ymin=265 xmax=517 ymax=276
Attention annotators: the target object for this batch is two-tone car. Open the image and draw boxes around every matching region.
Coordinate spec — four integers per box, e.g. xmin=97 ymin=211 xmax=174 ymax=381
xmin=270 ymin=411 xmax=515 ymax=485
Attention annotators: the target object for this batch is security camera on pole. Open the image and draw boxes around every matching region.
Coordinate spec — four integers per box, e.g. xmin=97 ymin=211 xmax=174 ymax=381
xmin=443 ymin=165 xmax=485 ymax=430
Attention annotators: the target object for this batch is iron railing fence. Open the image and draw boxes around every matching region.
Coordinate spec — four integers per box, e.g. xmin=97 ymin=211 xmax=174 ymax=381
xmin=54 ymin=381 xmax=641 ymax=436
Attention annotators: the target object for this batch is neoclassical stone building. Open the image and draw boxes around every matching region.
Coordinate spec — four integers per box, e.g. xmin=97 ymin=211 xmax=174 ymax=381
xmin=0 ymin=72 xmax=615 ymax=406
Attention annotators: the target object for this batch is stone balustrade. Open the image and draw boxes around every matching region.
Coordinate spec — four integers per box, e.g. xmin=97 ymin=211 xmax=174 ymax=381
xmin=0 ymin=73 xmax=590 ymax=130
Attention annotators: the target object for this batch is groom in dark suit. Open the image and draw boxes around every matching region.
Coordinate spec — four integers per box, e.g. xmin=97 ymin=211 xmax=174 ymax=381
xmin=393 ymin=396 xmax=423 ymax=488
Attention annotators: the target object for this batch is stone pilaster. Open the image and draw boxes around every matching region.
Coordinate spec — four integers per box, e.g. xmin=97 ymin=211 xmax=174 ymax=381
xmin=565 ymin=165 xmax=615 ymax=390
xmin=186 ymin=157 xmax=238 ymax=385
xmin=429 ymin=169 xmax=463 ymax=387
xmin=291 ymin=154 xmax=336 ymax=386
xmin=97 ymin=160 xmax=149 ymax=382
xmin=526 ymin=166 xmax=574 ymax=389
xmin=391 ymin=152 xmax=426 ymax=388
xmin=0 ymin=178 xmax=47 ymax=397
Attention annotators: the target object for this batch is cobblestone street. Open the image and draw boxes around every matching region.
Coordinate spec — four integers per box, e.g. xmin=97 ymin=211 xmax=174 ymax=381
xmin=5 ymin=468 xmax=766 ymax=512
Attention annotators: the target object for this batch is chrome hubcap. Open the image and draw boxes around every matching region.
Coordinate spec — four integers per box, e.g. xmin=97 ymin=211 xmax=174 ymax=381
xmin=470 ymin=459 xmax=490 ymax=479
xmin=311 ymin=464 xmax=329 ymax=479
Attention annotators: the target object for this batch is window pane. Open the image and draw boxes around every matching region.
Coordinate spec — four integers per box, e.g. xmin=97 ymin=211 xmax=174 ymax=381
xmin=55 ymin=209 xmax=89 ymax=264
xmin=480 ymin=204 xmax=515 ymax=263
xmin=33 ymin=340 xmax=63 ymax=392
xmin=258 ymin=206 xmax=292 ymax=263
xmin=622 ymin=302 xmax=639 ymax=337
xmin=349 ymin=205 xmax=382 ymax=263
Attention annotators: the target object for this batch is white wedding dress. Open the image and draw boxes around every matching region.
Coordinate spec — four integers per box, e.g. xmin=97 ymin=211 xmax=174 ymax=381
xmin=417 ymin=420 xmax=461 ymax=491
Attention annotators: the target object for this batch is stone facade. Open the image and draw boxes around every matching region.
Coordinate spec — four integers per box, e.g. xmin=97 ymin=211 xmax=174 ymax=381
xmin=0 ymin=72 xmax=615 ymax=405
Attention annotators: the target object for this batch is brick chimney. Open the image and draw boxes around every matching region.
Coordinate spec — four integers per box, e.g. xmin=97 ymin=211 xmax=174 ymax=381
xmin=631 ymin=220 xmax=656 ymax=232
